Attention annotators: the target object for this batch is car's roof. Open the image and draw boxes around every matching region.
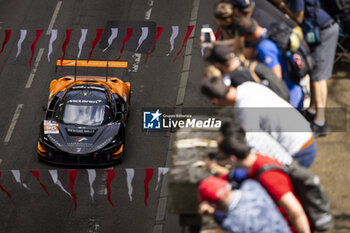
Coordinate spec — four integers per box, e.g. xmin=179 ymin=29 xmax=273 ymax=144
xmin=62 ymin=84 xmax=109 ymax=105
xmin=49 ymin=76 xmax=129 ymax=102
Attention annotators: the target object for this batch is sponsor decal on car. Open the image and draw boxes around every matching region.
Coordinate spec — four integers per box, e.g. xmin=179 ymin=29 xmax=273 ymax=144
xmin=44 ymin=120 xmax=59 ymax=134
xmin=74 ymin=137 xmax=88 ymax=142
xmin=66 ymin=99 xmax=103 ymax=104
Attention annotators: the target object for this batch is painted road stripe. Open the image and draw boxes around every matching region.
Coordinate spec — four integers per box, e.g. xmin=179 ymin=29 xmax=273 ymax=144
xmin=97 ymin=172 xmax=108 ymax=196
xmin=153 ymin=0 xmax=201 ymax=232
xmin=25 ymin=48 xmax=45 ymax=88
xmin=129 ymin=0 xmax=154 ymax=72
xmin=46 ymin=1 xmax=62 ymax=35
xmin=145 ymin=0 xmax=154 ymax=20
xmin=4 ymin=104 xmax=24 ymax=144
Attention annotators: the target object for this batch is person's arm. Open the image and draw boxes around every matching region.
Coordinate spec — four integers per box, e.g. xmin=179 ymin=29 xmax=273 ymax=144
xmin=270 ymin=0 xmax=304 ymax=24
xmin=259 ymin=171 xmax=310 ymax=233
xmin=278 ymin=192 xmax=311 ymax=233
xmin=257 ymin=42 xmax=283 ymax=79
xmin=198 ymin=201 xmax=216 ymax=216
xmin=215 ymin=19 xmax=234 ymax=40
xmin=215 ymin=38 xmax=236 ymax=47
xmin=220 ymin=27 xmax=234 ymax=40
xmin=271 ymin=64 xmax=282 ymax=79
xmin=206 ymin=159 xmax=230 ymax=176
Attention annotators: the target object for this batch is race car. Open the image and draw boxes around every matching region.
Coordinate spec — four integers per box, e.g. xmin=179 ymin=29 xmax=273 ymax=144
xmin=37 ymin=60 xmax=130 ymax=166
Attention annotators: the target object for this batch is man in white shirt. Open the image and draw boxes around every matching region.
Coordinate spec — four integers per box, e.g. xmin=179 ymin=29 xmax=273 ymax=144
xmin=201 ymin=78 xmax=316 ymax=167
xmin=220 ymin=120 xmax=293 ymax=165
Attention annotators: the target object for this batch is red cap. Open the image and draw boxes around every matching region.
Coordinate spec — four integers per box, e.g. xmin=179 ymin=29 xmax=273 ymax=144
xmin=199 ymin=176 xmax=230 ymax=203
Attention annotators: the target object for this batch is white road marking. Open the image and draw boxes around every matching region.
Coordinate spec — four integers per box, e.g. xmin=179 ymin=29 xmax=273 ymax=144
xmin=145 ymin=8 xmax=152 ymax=20
xmin=129 ymin=53 xmax=141 ymax=72
xmin=0 ymin=159 xmax=2 ymax=165
xmin=148 ymin=0 xmax=154 ymax=7
xmin=156 ymin=197 xmax=167 ymax=221
xmin=129 ymin=0 xmax=154 ymax=72
xmin=153 ymin=224 xmax=163 ymax=233
xmin=25 ymin=48 xmax=45 ymax=88
xmin=4 ymin=104 xmax=24 ymax=144
xmin=88 ymin=218 xmax=100 ymax=233
xmin=153 ymin=0 xmax=201 ymax=232
xmin=175 ymin=0 xmax=199 ymax=105
xmin=97 ymin=187 xmax=107 ymax=195
xmin=97 ymin=172 xmax=108 ymax=196
xmin=46 ymin=1 xmax=62 ymax=35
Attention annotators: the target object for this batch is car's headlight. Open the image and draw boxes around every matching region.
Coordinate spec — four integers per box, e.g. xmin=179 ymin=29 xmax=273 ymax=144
xmin=101 ymin=139 xmax=122 ymax=152
xmin=39 ymin=136 xmax=56 ymax=150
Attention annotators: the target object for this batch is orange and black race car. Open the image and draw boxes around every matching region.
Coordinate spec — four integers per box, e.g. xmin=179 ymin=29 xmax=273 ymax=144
xmin=37 ymin=60 xmax=130 ymax=166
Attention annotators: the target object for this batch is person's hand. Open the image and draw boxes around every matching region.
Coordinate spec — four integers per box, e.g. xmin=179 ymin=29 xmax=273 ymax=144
xmin=205 ymin=158 xmax=218 ymax=172
xmin=198 ymin=202 xmax=216 ymax=216
xmin=200 ymin=30 xmax=216 ymax=49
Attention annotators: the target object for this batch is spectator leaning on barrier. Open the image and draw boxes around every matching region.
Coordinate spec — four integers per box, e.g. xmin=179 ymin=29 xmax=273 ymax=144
xmin=206 ymin=44 xmax=290 ymax=101
xmin=220 ymin=120 xmax=293 ymax=166
xmin=205 ymin=120 xmax=294 ymax=177
xmin=272 ymin=0 xmax=339 ymax=137
xmin=200 ymin=78 xmax=316 ymax=168
xmin=198 ymin=176 xmax=292 ymax=233
xmin=204 ymin=65 xmax=223 ymax=79
xmin=236 ymin=17 xmax=305 ymax=111
xmin=205 ymin=120 xmax=294 ymax=183
xmin=217 ymin=131 xmax=311 ymax=233
xmin=215 ymin=2 xmax=236 ymax=39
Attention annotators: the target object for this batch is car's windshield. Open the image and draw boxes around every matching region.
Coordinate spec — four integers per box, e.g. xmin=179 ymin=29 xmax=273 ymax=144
xmin=56 ymin=88 xmax=112 ymax=126
xmin=61 ymin=104 xmax=106 ymax=126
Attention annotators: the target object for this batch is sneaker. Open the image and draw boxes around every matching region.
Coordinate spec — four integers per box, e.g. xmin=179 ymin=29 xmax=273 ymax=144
xmin=312 ymin=122 xmax=329 ymax=137
xmin=302 ymin=110 xmax=316 ymax=122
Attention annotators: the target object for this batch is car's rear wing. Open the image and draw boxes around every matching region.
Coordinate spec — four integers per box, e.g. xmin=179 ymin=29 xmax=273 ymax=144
xmin=56 ymin=59 xmax=128 ymax=81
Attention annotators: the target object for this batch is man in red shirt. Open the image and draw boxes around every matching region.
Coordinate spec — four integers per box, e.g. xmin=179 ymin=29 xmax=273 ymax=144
xmin=218 ymin=132 xmax=311 ymax=233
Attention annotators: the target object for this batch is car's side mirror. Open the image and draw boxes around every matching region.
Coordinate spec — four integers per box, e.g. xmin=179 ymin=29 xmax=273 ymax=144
xmin=42 ymin=106 xmax=47 ymax=111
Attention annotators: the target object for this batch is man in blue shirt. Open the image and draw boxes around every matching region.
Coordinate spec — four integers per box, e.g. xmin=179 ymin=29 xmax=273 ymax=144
xmin=270 ymin=0 xmax=339 ymax=137
xmin=236 ymin=17 xmax=304 ymax=111
xmin=198 ymin=176 xmax=292 ymax=233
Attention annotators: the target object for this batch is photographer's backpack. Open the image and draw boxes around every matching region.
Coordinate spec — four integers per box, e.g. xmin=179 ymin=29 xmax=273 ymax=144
xmin=265 ymin=22 xmax=314 ymax=84
xmin=257 ymin=161 xmax=333 ymax=231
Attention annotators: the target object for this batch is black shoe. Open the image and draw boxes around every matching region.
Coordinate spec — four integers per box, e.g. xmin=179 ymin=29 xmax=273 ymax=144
xmin=312 ymin=122 xmax=329 ymax=137
xmin=303 ymin=110 xmax=316 ymax=122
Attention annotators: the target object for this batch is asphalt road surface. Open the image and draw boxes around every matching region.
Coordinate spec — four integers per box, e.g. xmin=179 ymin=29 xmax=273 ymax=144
xmin=0 ymin=0 xmax=215 ymax=232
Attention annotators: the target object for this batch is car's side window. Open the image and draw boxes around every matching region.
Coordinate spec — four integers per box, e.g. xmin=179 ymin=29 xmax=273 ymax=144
xmin=46 ymin=95 xmax=60 ymax=119
xmin=112 ymin=93 xmax=124 ymax=119
xmin=103 ymin=105 xmax=113 ymax=123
